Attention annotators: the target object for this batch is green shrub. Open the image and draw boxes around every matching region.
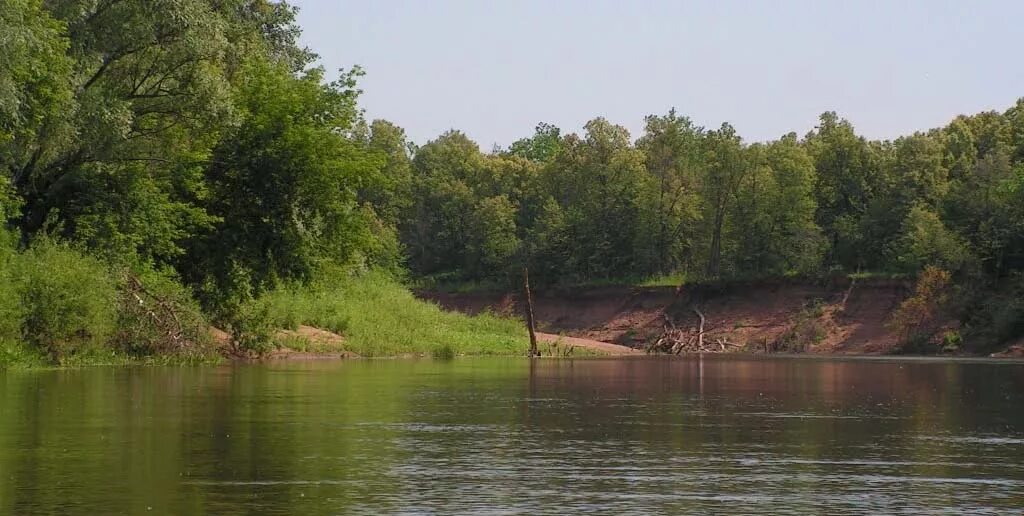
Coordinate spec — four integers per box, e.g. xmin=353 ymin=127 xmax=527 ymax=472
xmin=12 ymin=239 xmax=118 ymax=360
xmin=776 ymin=299 xmax=829 ymax=352
xmin=941 ymin=330 xmax=962 ymax=352
xmin=0 ymin=339 xmax=47 ymax=368
xmin=0 ymin=230 xmax=23 ymax=346
xmin=961 ymin=275 xmax=1024 ymax=352
xmin=224 ymin=298 xmax=275 ymax=356
xmin=431 ymin=344 xmax=456 ymax=360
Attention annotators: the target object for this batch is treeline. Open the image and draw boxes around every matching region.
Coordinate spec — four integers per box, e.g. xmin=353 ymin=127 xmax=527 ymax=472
xmin=399 ymin=110 xmax=1024 ymax=285
xmin=2 ymin=1 xmax=1023 ymax=359
xmin=394 ymin=109 xmax=1024 ymax=348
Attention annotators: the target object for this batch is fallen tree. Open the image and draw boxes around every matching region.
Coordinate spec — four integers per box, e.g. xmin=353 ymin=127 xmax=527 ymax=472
xmin=648 ymin=305 xmax=739 ymax=354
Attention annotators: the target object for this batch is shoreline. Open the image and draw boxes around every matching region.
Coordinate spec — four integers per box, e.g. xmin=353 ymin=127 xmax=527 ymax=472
xmin=418 ymin=279 xmax=1024 ymax=359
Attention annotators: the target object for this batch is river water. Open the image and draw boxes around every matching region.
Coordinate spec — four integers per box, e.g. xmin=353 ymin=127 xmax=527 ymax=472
xmin=2 ymin=356 xmax=1023 ymax=514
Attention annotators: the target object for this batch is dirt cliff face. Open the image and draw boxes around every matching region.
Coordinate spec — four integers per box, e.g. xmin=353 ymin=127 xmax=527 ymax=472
xmin=418 ymin=278 xmax=915 ymax=355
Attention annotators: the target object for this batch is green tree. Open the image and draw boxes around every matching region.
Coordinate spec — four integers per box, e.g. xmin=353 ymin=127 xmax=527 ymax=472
xmin=894 ymin=204 xmax=972 ymax=273
xmin=733 ymin=135 xmax=823 ymax=275
xmin=804 ymin=112 xmax=878 ymax=270
xmin=403 ymin=131 xmax=483 ymax=276
xmin=943 ymin=148 xmax=1022 ymax=277
xmin=507 ymin=122 xmax=563 ymax=163
xmin=543 ymin=118 xmax=648 ymax=280
xmin=635 ymin=109 xmax=703 ymax=275
xmin=362 ymin=119 xmax=413 ymax=226
xmin=699 ymin=123 xmax=746 ymax=278
xmin=0 ymin=0 xmax=73 ymax=171
xmin=467 ymin=195 xmax=521 ymax=278
xmin=186 ymin=62 xmax=382 ymax=307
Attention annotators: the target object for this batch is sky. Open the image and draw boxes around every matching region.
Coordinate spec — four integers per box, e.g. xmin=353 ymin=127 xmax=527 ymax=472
xmin=292 ymin=0 xmax=1024 ymax=148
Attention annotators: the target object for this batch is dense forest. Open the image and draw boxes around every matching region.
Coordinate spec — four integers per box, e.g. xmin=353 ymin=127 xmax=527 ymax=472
xmin=2 ymin=0 xmax=1023 ymax=363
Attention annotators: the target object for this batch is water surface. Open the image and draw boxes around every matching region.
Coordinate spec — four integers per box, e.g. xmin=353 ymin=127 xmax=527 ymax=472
xmin=2 ymin=356 xmax=1024 ymax=514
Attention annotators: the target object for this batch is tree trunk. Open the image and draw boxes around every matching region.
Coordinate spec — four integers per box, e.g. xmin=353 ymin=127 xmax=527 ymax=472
xmin=693 ymin=306 xmax=706 ymax=351
xmin=523 ymin=267 xmax=539 ymax=357
xmin=706 ymin=209 xmax=725 ymax=278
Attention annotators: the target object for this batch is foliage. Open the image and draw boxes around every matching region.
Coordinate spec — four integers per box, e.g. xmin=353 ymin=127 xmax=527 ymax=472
xmin=223 ymin=297 xmax=275 ymax=356
xmin=894 ymin=205 xmax=973 ymax=273
xmin=0 ymin=0 xmax=72 ymax=163
xmin=9 ymin=238 xmax=118 ymax=360
xmin=0 ymin=232 xmax=213 ymax=365
xmin=184 ymin=61 xmax=383 ymax=305
xmin=958 ymin=274 xmax=1024 ymax=352
xmin=889 ymin=267 xmax=953 ymax=350
xmin=775 ymin=300 xmax=829 ymax=352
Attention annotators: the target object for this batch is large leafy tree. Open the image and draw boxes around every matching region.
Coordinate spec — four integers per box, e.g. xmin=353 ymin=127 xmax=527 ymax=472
xmin=185 ymin=62 xmax=382 ymax=303
xmin=4 ymin=0 xmax=312 ymax=266
xmin=362 ymin=119 xmax=413 ymax=227
xmin=402 ymin=131 xmax=484 ymax=276
xmin=635 ymin=110 xmax=703 ymax=276
xmin=507 ymin=122 xmax=562 ymax=163
xmin=804 ymin=112 xmax=878 ymax=270
xmin=543 ymin=118 xmax=648 ymax=280
xmin=732 ymin=135 xmax=823 ymax=275
xmin=0 ymin=0 xmax=73 ymax=172
xmin=699 ymin=123 xmax=746 ymax=278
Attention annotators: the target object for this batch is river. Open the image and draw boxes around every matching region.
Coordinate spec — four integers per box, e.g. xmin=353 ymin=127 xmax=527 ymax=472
xmin=2 ymin=356 xmax=1023 ymax=514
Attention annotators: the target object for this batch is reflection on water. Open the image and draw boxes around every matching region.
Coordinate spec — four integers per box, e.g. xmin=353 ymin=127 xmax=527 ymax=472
xmin=2 ymin=356 xmax=1023 ymax=514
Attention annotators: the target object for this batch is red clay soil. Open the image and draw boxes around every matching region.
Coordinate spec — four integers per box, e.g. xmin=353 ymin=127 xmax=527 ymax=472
xmin=419 ymin=278 xmax=916 ymax=355
xmin=991 ymin=337 xmax=1024 ymax=358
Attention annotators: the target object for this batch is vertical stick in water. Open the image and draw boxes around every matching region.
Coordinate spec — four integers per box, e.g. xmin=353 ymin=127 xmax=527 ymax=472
xmin=523 ymin=267 xmax=539 ymax=357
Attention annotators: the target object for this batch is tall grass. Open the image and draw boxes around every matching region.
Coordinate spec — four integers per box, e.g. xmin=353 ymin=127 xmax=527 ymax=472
xmin=262 ymin=271 xmax=529 ymax=357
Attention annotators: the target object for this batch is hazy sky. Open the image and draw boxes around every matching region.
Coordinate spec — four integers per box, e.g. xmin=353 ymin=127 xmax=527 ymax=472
xmin=293 ymin=0 xmax=1024 ymax=148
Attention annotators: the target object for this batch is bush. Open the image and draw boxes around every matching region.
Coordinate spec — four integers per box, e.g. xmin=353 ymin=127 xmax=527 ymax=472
xmin=941 ymin=330 xmax=963 ymax=352
xmin=0 ymin=230 xmax=23 ymax=346
xmin=11 ymin=239 xmax=118 ymax=360
xmin=222 ymin=297 xmax=275 ymax=356
xmin=431 ymin=344 xmax=456 ymax=360
xmin=889 ymin=266 xmax=952 ymax=351
xmin=776 ymin=299 xmax=828 ymax=352
xmin=960 ymin=274 xmax=1024 ymax=352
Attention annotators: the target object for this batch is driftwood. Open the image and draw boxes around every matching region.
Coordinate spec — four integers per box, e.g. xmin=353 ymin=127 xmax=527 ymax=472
xmin=693 ymin=306 xmax=705 ymax=350
xmin=120 ymin=273 xmax=191 ymax=352
xmin=648 ymin=304 xmax=735 ymax=354
xmin=840 ymin=276 xmax=858 ymax=310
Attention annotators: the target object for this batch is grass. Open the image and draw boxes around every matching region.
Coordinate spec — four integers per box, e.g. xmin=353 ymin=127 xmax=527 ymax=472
xmin=0 ymin=339 xmax=220 ymax=369
xmin=538 ymin=335 xmax=602 ymax=357
xmin=846 ymin=271 xmax=911 ymax=280
xmin=637 ymin=272 xmax=687 ymax=287
xmin=418 ymin=271 xmax=688 ymax=293
xmin=263 ymin=271 xmax=530 ymax=357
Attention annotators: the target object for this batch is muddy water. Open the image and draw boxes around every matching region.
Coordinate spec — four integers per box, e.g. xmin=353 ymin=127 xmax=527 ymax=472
xmin=2 ymin=356 xmax=1024 ymax=514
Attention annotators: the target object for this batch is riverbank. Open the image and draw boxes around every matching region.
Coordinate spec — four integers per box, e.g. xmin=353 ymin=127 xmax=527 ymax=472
xmin=6 ymin=267 xmax=1020 ymax=368
xmin=418 ymin=276 xmax=1024 ymax=358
